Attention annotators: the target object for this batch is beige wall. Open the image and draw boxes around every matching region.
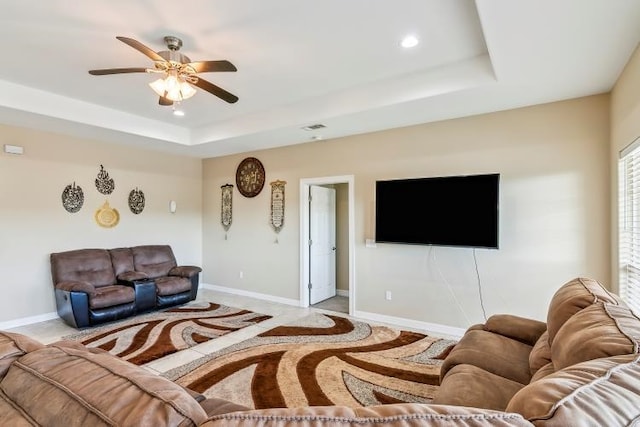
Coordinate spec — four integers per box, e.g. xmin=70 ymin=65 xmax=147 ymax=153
xmin=202 ymin=95 xmax=611 ymax=328
xmin=0 ymin=125 xmax=202 ymax=323
xmin=610 ymin=44 xmax=640 ymax=292
xmin=335 ymin=183 xmax=349 ymax=292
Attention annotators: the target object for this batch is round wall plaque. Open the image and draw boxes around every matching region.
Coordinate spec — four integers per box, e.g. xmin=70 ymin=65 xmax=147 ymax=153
xmin=95 ymin=201 xmax=120 ymax=228
xmin=235 ymin=157 xmax=265 ymax=198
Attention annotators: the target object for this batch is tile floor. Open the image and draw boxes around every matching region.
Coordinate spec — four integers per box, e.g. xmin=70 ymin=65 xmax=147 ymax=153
xmin=5 ymin=288 xmax=454 ymax=376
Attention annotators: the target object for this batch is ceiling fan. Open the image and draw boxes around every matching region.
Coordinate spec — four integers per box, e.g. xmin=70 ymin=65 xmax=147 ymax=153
xmin=89 ymin=35 xmax=238 ymax=106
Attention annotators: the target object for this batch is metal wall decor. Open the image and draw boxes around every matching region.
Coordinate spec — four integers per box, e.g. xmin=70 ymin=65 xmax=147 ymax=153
xmin=94 ymin=200 xmax=120 ymax=228
xmin=95 ymin=164 xmax=115 ymax=195
xmin=61 ymin=182 xmax=84 ymax=213
xmin=221 ymin=184 xmax=233 ymax=239
xmin=270 ymin=180 xmax=286 ymax=237
xmin=128 ymin=187 xmax=145 ymax=214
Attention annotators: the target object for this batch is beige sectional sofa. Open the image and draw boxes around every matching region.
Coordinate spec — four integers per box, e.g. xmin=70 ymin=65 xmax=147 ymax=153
xmin=0 ymin=277 xmax=639 ymax=426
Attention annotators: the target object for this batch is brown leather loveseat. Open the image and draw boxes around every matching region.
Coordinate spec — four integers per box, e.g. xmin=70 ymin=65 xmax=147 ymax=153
xmin=51 ymin=245 xmax=202 ymax=328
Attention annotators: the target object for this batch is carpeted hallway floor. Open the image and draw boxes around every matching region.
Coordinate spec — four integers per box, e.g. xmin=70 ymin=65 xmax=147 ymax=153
xmin=311 ymin=295 xmax=349 ymax=313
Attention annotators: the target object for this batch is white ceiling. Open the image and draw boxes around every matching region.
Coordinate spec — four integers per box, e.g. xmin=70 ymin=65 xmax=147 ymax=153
xmin=1 ymin=0 xmax=639 ymax=158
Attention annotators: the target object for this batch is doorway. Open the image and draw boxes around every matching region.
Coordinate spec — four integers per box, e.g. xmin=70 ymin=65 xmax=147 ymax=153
xmin=299 ymin=175 xmax=355 ymax=315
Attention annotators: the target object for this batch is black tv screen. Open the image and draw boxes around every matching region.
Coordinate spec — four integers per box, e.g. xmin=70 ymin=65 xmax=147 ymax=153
xmin=375 ymin=173 xmax=499 ymax=248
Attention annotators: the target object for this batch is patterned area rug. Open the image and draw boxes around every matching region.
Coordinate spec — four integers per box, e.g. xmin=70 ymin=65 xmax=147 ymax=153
xmin=163 ymin=313 xmax=457 ymax=409
xmin=63 ymin=302 xmax=271 ymax=365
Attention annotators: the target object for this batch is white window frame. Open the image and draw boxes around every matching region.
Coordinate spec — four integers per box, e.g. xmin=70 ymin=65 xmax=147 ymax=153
xmin=619 ymin=137 xmax=640 ymax=315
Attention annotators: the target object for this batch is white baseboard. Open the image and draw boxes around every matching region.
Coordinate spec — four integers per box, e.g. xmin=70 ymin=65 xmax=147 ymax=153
xmin=336 ymin=289 xmax=349 ymax=297
xmin=200 ymin=283 xmax=300 ymax=307
xmin=200 ymin=283 xmax=464 ymax=339
xmin=353 ymin=310 xmax=465 ymax=339
xmin=0 ymin=312 xmax=59 ymax=331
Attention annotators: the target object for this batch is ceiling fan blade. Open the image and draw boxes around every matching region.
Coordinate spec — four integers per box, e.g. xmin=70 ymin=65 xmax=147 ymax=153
xmin=193 ymin=77 xmax=239 ymax=104
xmin=116 ymin=36 xmax=166 ymax=62
xmin=89 ymin=67 xmax=148 ymax=75
xmin=188 ymin=60 xmax=237 ymax=73
xmin=158 ymin=96 xmax=173 ymax=106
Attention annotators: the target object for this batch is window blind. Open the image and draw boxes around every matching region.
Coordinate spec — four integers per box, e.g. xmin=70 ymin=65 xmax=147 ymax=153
xmin=619 ymin=138 xmax=640 ymax=315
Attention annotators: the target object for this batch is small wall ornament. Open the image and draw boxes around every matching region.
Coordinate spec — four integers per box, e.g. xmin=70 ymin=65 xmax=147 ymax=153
xmin=61 ymin=182 xmax=84 ymax=213
xmin=128 ymin=187 xmax=145 ymax=214
xmin=94 ymin=200 xmax=120 ymax=228
xmin=95 ymin=164 xmax=115 ymax=195
xmin=270 ymin=180 xmax=286 ymax=235
xmin=221 ymin=184 xmax=233 ymax=239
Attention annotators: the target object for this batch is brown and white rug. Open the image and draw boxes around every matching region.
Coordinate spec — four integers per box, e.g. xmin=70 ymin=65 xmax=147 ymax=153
xmin=163 ymin=313 xmax=457 ymax=409
xmin=63 ymin=302 xmax=271 ymax=365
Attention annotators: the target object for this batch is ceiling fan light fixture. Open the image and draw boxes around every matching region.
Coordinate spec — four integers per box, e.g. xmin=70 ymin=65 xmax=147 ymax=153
xmin=149 ymin=76 xmax=196 ymax=102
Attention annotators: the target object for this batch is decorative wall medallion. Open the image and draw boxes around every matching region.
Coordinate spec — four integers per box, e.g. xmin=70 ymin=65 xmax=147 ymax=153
xmin=236 ymin=157 xmax=265 ymax=198
xmin=95 ymin=164 xmax=115 ymax=195
xmin=221 ymin=184 xmax=233 ymax=237
xmin=270 ymin=180 xmax=286 ymax=233
xmin=94 ymin=201 xmax=120 ymax=228
xmin=128 ymin=187 xmax=145 ymax=214
xmin=61 ymin=182 xmax=84 ymax=213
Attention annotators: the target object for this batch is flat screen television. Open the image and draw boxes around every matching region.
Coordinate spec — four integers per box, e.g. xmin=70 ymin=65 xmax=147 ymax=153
xmin=375 ymin=173 xmax=499 ymax=248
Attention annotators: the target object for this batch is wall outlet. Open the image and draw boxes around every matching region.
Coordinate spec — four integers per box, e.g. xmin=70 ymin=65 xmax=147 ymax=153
xmin=385 ymin=290 xmax=392 ymax=301
xmin=239 ymin=271 xmax=244 ymax=279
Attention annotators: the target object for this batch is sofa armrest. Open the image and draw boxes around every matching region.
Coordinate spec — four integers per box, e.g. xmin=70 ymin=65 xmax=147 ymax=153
xmin=54 ymin=281 xmax=95 ymax=294
xmin=169 ymin=265 xmax=202 ymax=278
xmin=483 ymin=314 xmax=547 ymax=346
xmin=201 ymin=403 xmax=534 ymax=426
xmin=117 ymin=271 xmax=149 ymax=282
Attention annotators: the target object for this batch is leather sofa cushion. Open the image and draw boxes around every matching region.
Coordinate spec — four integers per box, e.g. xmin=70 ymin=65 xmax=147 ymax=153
xmin=201 ymin=403 xmax=534 ymax=426
xmin=506 ymin=354 xmax=640 ymax=426
xmin=88 ymin=285 xmax=135 ymax=309
xmin=0 ymin=343 xmax=207 ymax=427
xmin=155 ymin=276 xmax=192 ymax=296
xmin=0 ymin=393 xmax=33 ymax=426
xmin=132 ymin=245 xmax=178 ymax=278
xmin=440 ymin=329 xmax=533 ymax=384
xmin=50 ymin=249 xmax=117 ymax=289
xmin=109 ymin=247 xmax=135 ymax=277
xmin=546 ymin=277 xmax=621 ymax=344
xmin=529 ymin=330 xmax=551 ymax=376
xmin=551 ymin=302 xmax=640 ymax=370
xmin=530 ymin=362 xmax=555 ymax=383
xmin=433 ymin=364 xmax=525 ymax=411
xmin=117 ymin=271 xmax=149 ymax=282
xmin=0 ymin=332 xmax=44 ymax=381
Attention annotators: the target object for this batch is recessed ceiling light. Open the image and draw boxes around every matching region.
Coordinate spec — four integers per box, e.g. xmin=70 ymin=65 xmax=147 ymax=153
xmin=401 ymin=35 xmax=419 ymax=49
xmin=173 ymin=109 xmax=185 ymax=117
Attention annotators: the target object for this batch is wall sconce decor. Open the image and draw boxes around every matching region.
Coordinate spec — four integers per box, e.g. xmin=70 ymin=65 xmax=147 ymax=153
xmin=221 ymin=184 xmax=233 ymax=239
xmin=270 ymin=180 xmax=286 ymax=236
xmin=61 ymin=182 xmax=84 ymax=213
xmin=95 ymin=164 xmax=115 ymax=195
xmin=128 ymin=187 xmax=145 ymax=214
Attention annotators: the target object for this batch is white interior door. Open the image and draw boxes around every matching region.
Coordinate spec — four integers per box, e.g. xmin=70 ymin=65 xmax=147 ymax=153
xmin=309 ymin=185 xmax=336 ymax=304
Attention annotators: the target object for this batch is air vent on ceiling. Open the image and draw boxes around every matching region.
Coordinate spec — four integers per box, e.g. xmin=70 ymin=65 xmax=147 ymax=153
xmin=301 ymin=124 xmax=326 ymax=131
